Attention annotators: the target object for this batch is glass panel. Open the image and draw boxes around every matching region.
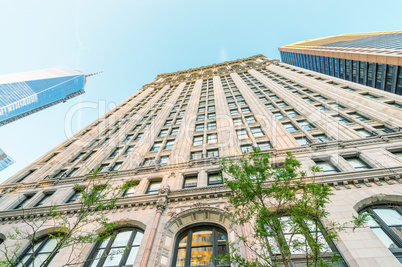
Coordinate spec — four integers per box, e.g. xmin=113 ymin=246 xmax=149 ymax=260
xmin=390 ymin=225 xmax=402 ymax=240
xmin=125 ymin=246 xmax=139 ymax=265
xmin=372 ymin=228 xmax=399 ymax=248
xmin=112 ymin=231 xmax=132 ymax=247
xmin=40 ymin=238 xmax=58 ymax=253
xmin=104 ymin=248 xmax=124 ymax=266
xmin=192 ymin=230 xmax=213 ymax=246
xmin=30 ymin=253 xmax=48 ymax=267
xmin=373 ymin=208 xmax=402 ymax=226
xmin=133 ymin=231 xmax=143 ymax=246
xmin=89 ymin=249 xmax=104 ymax=267
xmin=190 ymin=246 xmax=213 ymax=266
xmin=176 ymin=248 xmax=186 ymax=267
xmin=100 ymin=237 xmax=111 ymax=248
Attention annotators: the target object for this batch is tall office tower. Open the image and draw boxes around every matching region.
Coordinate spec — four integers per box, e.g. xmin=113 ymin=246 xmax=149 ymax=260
xmin=279 ymin=31 xmax=402 ymax=95
xmin=1 ymin=55 xmax=402 ymax=266
xmin=0 ymin=67 xmax=86 ymax=126
xmin=0 ymin=148 xmax=15 ymax=172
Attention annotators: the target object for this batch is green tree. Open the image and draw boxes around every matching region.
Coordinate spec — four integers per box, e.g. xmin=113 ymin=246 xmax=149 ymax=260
xmin=0 ymin=169 xmax=136 ymax=267
xmin=219 ymin=149 xmax=366 ymax=267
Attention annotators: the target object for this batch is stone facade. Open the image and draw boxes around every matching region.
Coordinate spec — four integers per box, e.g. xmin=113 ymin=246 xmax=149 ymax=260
xmin=1 ymin=55 xmax=402 ymax=266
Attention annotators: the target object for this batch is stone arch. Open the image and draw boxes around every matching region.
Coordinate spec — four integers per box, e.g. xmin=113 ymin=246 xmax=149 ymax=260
xmin=155 ymin=206 xmax=234 ymax=267
xmin=95 ymin=218 xmax=147 ymax=234
xmin=353 ymin=193 xmax=402 ymax=213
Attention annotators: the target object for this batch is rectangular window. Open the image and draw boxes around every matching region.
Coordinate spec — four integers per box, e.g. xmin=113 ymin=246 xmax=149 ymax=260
xmin=193 ymin=136 xmax=204 ymax=146
xmin=54 ymin=169 xmax=67 ymax=178
xmin=66 ymin=167 xmax=79 ymax=177
xmin=70 ymin=152 xmax=85 ymax=163
xmin=251 ymin=127 xmax=264 ymax=137
xmin=258 ymin=142 xmax=272 ymax=151
xmin=233 ymin=118 xmax=242 ymax=125
xmin=273 ymin=112 xmax=284 ymax=119
xmin=207 ymin=113 xmax=216 ymax=119
xmin=236 ymin=129 xmax=248 ymax=139
xmin=33 ymin=193 xmax=53 ymax=207
xmin=208 ymin=106 xmax=215 ymax=111
xmin=124 ymin=146 xmax=134 ymax=155
xmin=164 ymin=120 xmax=172 ymax=126
xmin=66 ymin=190 xmax=81 ymax=203
xmin=241 ymin=107 xmax=251 ymax=113
xmin=143 ymin=158 xmax=155 ymax=166
xmin=197 ymin=115 xmax=205 ymax=121
xmin=183 ymin=175 xmax=198 ymax=188
xmin=151 ymin=142 xmax=162 ymax=151
xmin=170 ymin=128 xmax=179 ymax=135
xmin=158 ymin=129 xmax=168 ymax=137
xmin=207 ymin=149 xmax=219 ymax=158
xmin=333 ymin=115 xmax=351 ymax=124
xmin=111 ymin=162 xmax=123 ymax=171
xmin=159 ymin=156 xmax=169 ymax=165
xmin=207 ymin=134 xmax=218 ymax=144
xmin=198 ymin=107 xmax=205 ymax=113
xmin=356 ymin=128 xmax=371 ymax=137
xmin=283 ymin=122 xmax=297 ymax=132
xmin=314 ymin=160 xmax=340 ymax=174
xmin=123 ymin=135 xmax=133 ymax=142
xmin=344 ymin=157 xmax=371 ymax=170
xmin=191 ymin=151 xmax=203 ymax=160
xmin=134 ymin=133 xmax=143 ymax=140
xmin=164 ymin=140 xmax=174 ymax=150
xmin=286 ymin=110 xmax=299 ymax=117
xmin=98 ymin=164 xmax=109 ymax=172
xmin=195 ymin=124 xmax=205 ymax=131
xmin=13 ymin=195 xmax=34 ymax=209
xmin=175 ymin=118 xmax=183 ymax=124
xmin=208 ymin=173 xmax=222 ymax=185
xmin=349 ymin=113 xmax=369 ymax=121
xmin=265 ymin=103 xmax=275 ymax=109
xmin=296 ymin=137 xmax=310 ymax=146
xmin=329 ymin=103 xmax=345 ymax=109
xmin=123 ymin=185 xmax=137 ymax=197
xmin=241 ymin=145 xmax=254 ymax=153
xmin=314 ymin=134 xmax=330 ymax=142
xmin=245 ymin=116 xmax=256 ymax=124
xmin=298 ymin=120 xmax=315 ymax=130
xmin=147 ymin=181 xmax=161 ymax=194
xmin=316 ymin=105 xmax=329 ymax=112
xmin=277 ymin=102 xmax=288 ymax=108
xmin=109 ymin=148 xmax=122 ymax=157
xmin=207 ymin=122 xmax=216 ymax=130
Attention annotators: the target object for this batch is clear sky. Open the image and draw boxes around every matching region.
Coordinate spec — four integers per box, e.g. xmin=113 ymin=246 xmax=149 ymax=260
xmin=0 ymin=0 xmax=401 ymax=183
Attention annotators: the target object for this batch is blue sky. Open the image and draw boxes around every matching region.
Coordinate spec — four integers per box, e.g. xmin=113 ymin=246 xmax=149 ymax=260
xmin=0 ymin=0 xmax=401 ymax=183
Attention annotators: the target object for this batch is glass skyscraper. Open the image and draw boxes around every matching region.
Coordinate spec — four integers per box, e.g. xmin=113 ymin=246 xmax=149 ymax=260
xmin=279 ymin=31 xmax=402 ymax=95
xmin=0 ymin=67 xmax=86 ymax=126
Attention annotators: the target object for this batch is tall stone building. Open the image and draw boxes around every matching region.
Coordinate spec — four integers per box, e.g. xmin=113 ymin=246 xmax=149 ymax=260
xmin=279 ymin=31 xmax=402 ymax=96
xmin=0 ymin=55 xmax=402 ymax=266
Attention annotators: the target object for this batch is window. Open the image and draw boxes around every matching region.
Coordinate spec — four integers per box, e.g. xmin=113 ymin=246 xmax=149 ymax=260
xmin=54 ymin=169 xmax=67 ymax=178
xmin=245 ymin=116 xmax=256 ymax=124
xmin=257 ymin=142 xmax=272 ymax=151
xmin=277 ymin=102 xmax=288 ymax=108
xmin=359 ymin=205 xmax=402 ymax=262
xmin=71 ymin=152 xmax=85 ymax=163
xmin=356 ymin=128 xmax=371 ymax=137
xmin=207 ymin=134 xmax=218 ymax=144
xmin=273 ymin=112 xmax=284 ymax=119
xmin=122 ymin=185 xmax=137 ymax=197
xmin=191 ymin=151 xmax=203 ymax=160
xmin=159 ymin=156 xmax=169 ymax=165
xmin=349 ymin=113 xmax=370 ymax=121
xmin=170 ymin=128 xmax=179 ymax=135
xmin=283 ymin=122 xmax=297 ymax=132
xmin=313 ymin=134 xmax=331 ymax=142
xmin=66 ymin=190 xmax=81 ymax=203
xmin=111 ymin=162 xmax=123 ymax=171
xmin=13 ymin=194 xmax=34 ymax=209
xmin=164 ymin=140 xmax=175 ymax=150
xmin=147 ymin=181 xmax=161 ymax=194
xmin=143 ymin=158 xmax=154 ymax=166
xmin=286 ymin=109 xmax=299 ymax=117
xmin=298 ymin=120 xmax=315 ymax=130
xmin=316 ymin=105 xmax=329 ymax=112
xmin=183 ymin=175 xmax=198 ymax=188
xmin=98 ymin=164 xmax=109 ymax=172
xmin=195 ymin=124 xmax=204 ymax=131
xmin=197 ymin=115 xmax=205 ymax=121
xmin=207 ymin=113 xmax=216 ymax=119
xmin=124 ymin=146 xmax=134 ymax=155
xmin=208 ymin=173 xmax=222 ymax=185
xmin=193 ymin=136 xmax=203 ymax=146
xmin=241 ymin=107 xmax=251 ymax=113
xmin=87 ymin=228 xmax=143 ymax=267
xmin=33 ymin=193 xmax=53 ymax=207
xmin=228 ymin=102 xmax=236 ymax=108
xmin=207 ymin=122 xmax=216 ymax=130
xmin=207 ymin=149 xmax=219 ymax=158
xmin=333 ymin=115 xmax=351 ymax=124
xmin=158 ymin=129 xmax=168 ymax=137
xmin=173 ymin=226 xmax=228 ymax=267
xmin=251 ymin=127 xmax=264 ymax=137
xmin=198 ymin=107 xmax=205 ymax=113
xmin=329 ymin=103 xmax=345 ymax=109
xmin=296 ymin=137 xmax=310 ymax=146
xmin=67 ymin=167 xmax=79 ymax=177
xmin=241 ymin=145 xmax=254 ymax=153
xmin=16 ymin=235 xmax=63 ymax=267
xmin=164 ymin=120 xmax=172 ymax=126
xmin=344 ymin=156 xmax=371 ymax=170
xmin=374 ymin=126 xmax=394 ymax=134
xmin=236 ymin=129 xmax=248 ymax=139
xmin=314 ymin=160 xmax=340 ymax=174
xmin=151 ymin=142 xmax=162 ymax=152
xmin=208 ymin=106 xmax=215 ymax=111
xmin=134 ymin=133 xmax=143 ymax=140
xmin=232 ymin=118 xmax=242 ymax=126
xmin=110 ymin=148 xmax=122 ymax=157
xmin=266 ymin=103 xmax=275 ymax=109
xmin=175 ymin=118 xmax=183 ymax=124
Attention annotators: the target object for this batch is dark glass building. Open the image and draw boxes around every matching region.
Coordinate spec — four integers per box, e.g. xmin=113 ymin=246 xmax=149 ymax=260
xmin=279 ymin=31 xmax=402 ymax=95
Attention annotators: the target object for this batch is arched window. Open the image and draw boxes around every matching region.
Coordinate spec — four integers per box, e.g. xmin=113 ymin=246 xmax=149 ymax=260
xmin=87 ymin=228 xmax=143 ymax=267
xmin=17 ymin=235 xmax=62 ymax=267
xmin=173 ymin=225 xmax=228 ymax=267
xmin=360 ymin=205 xmax=402 ymax=262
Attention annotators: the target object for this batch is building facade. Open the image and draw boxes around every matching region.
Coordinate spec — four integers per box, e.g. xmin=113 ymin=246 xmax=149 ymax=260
xmin=0 ymin=67 xmax=86 ymax=126
xmin=0 ymin=55 xmax=402 ymax=266
xmin=279 ymin=31 xmax=402 ymax=96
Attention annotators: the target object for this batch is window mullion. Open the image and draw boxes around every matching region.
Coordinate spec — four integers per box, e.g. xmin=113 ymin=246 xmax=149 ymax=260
xmin=119 ymin=230 xmax=136 ymax=267
xmin=98 ymin=232 xmax=116 ymax=267
xmin=369 ymin=208 xmax=402 ymax=248
xmin=185 ymin=231 xmax=192 ymax=267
